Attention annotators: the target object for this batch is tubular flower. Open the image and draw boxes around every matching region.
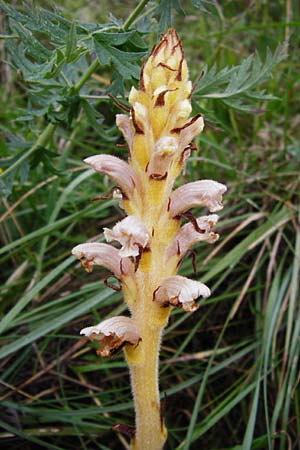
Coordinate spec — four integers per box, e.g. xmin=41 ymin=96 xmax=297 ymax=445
xmin=103 ymin=215 xmax=151 ymax=257
xmin=84 ymin=154 xmax=140 ymax=200
xmin=169 ymin=179 xmax=227 ymax=217
xmin=71 ymin=243 xmax=133 ymax=278
xmin=166 ymin=214 xmax=219 ymax=260
xmin=72 ymin=29 xmax=226 ymax=450
xmin=153 ymin=275 xmax=211 ymax=312
xmin=80 ymin=316 xmax=141 ymax=357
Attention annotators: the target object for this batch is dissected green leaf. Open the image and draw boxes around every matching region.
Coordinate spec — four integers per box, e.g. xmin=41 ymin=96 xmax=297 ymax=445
xmin=155 ymin=0 xmax=185 ymax=32
xmin=194 ymin=44 xmax=287 ymax=111
xmin=65 ymin=21 xmax=77 ymax=63
xmin=93 ymin=33 xmax=145 ymax=79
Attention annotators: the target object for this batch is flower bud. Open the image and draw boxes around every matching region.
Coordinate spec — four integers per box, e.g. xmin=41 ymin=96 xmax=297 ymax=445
xmin=147 ymin=136 xmax=178 ymax=178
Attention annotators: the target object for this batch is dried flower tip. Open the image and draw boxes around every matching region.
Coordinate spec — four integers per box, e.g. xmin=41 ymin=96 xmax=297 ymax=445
xmin=153 ymin=275 xmax=210 ymax=312
xmin=116 ymin=114 xmax=134 ymax=152
xmin=147 ymin=136 xmax=178 ymax=178
xmin=169 ymin=180 xmax=227 ymax=217
xmin=80 ymin=316 xmax=141 ymax=357
xmin=104 ymin=216 xmax=151 ymax=257
xmin=72 ymin=242 xmax=133 ymax=278
xmin=147 ymin=29 xmax=188 ymax=87
xmin=84 ymin=154 xmax=139 ymax=198
xmin=166 ymin=214 xmax=219 ymax=259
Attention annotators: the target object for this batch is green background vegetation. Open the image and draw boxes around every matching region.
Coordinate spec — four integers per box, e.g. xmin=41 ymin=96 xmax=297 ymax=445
xmin=0 ymin=1 xmax=299 ymax=449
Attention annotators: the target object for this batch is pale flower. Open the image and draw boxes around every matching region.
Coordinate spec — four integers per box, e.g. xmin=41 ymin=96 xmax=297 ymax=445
xmin=84 ymin=154 xmax=139 ymax=198
xmin=166 ymin=214 xmax=219 ymax=259
xmin=103 ymin=215 xmax=151 ymax=257
xmin=71 ymin=242 xmax=133 ymax=278
xmin=153 ymin=275 xmax=211 ymax=312
xmin=169 ymin=180 xmax=227 ymax=217
xmin=175 ymin=115 xmax=204 ymax=145
xmin=80 ymin=316 xmax=141 ymax=357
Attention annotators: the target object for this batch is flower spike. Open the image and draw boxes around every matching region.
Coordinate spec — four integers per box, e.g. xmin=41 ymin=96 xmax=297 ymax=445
xmin=72 ymin=29 xmax=226 ymax=450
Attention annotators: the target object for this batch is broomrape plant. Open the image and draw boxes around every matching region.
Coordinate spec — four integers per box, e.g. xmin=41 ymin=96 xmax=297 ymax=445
xmin=72 ymin=29 xmax=226 ymax=450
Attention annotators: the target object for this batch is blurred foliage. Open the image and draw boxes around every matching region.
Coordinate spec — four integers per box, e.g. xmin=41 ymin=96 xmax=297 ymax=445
xmin=0 ymin=1 xmax=300 ymax=450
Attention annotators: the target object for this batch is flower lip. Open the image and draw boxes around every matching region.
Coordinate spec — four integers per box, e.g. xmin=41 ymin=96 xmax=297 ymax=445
xmin=169 ymin=180 xmax=227 ymax=217
xmin=84 ymin=154 xmax=139 ymax=198
xmin=80 ymin=316 xmax=141 ymax=357
xmin=153 ymin=275 xmax=211 ymax=312
xmin=72 ymin=242 xmax=133 ymax=278
xmin=103 ymin=215 xmax=151 ymax=258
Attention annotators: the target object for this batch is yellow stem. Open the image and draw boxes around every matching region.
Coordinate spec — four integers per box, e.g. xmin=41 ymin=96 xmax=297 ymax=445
xmin=127 ymin=325 xmax=166 ymax=450
xmin=123 ymin=180 xmax=179 ymax=449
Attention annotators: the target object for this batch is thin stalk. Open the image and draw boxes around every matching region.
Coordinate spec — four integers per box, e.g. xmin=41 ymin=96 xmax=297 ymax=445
xmin=0 ymin=123 xmax=55 ymax=180
xmin=129 ymin=328 xmax=165 ymax=450
xmin=123 ymin=0 xmax=150 ymax=30
xmin=0 ymin=34 xmax=18 ymax=39
xmin=74 ymin=58 xmax=99 ymax=92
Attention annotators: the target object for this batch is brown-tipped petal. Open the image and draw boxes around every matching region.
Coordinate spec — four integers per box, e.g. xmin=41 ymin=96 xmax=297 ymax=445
xmin=72 ymin=243 xmax=133 ymax=278
xmin=154 ymin=275 xmax=210 ymax=312
xmin=116 ymin=114 xmax=134 ymax=151
xmin=169 ymin=180 xmax=227 ymax=217
xmin=131 ymin=102 xmax=148 ymax=133
xmin=144 ymin=29 xmax=188 ymax=94
xmin=84 ymin=155 xmax=138 ymax=198
xmin=147 ymin=136 xmax=178 ymax=178
xmin=104 ymin=215 xmax=151 ymax=258
xmin=178 ymin=115 xmax=204 ymax=151
xmin=80 ymin=316 xmax=141 ymax=357
xmin=166 ymin=214 xmax=219 ymax=259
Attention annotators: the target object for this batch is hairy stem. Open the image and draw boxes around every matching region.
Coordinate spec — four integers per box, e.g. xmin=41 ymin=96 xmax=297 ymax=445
xmin=124 ymin=181 xmax=179 ymax=449
xmin=128 ymin=326 xmax=165 ymax=450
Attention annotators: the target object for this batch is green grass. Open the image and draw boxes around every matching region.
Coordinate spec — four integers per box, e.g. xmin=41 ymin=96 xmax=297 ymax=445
xmin=0 ymin=1 xmax=300 ymax=449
